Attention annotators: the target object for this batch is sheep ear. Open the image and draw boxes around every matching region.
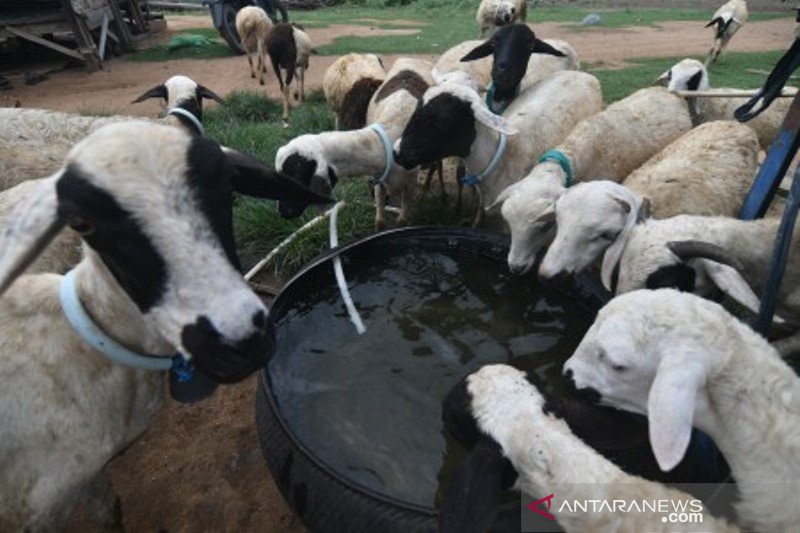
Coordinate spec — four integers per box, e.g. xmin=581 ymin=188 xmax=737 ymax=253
xmin=648 ymin=355 xmax=707 ymax=472
xmin=531 ymin=39 xmax=566 ymax=57
xmin=439 ymin=436 xmax=514 ymax=533
xmin=485 ymin=185 xmax=514 ymax=212
xmin=461 ymin=40 xmax=494 ymax=62
xmin=473 ymin=104 xmax=518 ymax=135
xmin=196 ymin=84 xmax=225 ymax=104
xmin=0 ymin=176 xmax=65 ymax=296
xmin=600 ymin=195 xmax=644 ymax=291
xmin=131 ymin=84 xmax=167 ymax=104
xmin=653 ymin=68 xmax=671 ymax=87
xmin=223 ymin=147 xmax=333 ymax=205
xmin=695 ymin=259 xmax=767 ymax=317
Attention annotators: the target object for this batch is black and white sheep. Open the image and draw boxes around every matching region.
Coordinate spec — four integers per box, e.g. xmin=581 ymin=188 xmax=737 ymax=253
xmin=564 ymin=288 xmax=800 ymax=532
xmin=440 ymin=364 xmax=736 ymax=533
xmin=266 ymin=22 xmax=313 ymax=127
xmin=705 ymin=0 xmax=748 ymax=65
xmin=235 ymin=6 xmax=273 ymax=86
xmin=0 ymin=120 xmax=329 ymax=530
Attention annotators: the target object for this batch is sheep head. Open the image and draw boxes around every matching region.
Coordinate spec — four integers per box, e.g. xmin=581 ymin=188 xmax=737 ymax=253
xmin=0 ymin=121 xmax=330 ymax=383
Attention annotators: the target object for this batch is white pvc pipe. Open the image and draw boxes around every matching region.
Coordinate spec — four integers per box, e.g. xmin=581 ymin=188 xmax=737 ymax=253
xmin=329 ymin=202 xmax=367 ymax=334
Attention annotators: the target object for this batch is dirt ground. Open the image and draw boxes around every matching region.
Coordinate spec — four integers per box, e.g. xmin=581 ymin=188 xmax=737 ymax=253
xmin=0 ymin=9 xmax=792 ymax=533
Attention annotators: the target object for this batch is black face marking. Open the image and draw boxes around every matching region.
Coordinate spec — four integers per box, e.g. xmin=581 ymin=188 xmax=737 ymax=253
xmin=395 ymin=94 xmax=476 ymax=168
xmin=181 ymin=313 xmax=271 ymax=383
xmin=327 ymin=166 xmax=339 ymax=188
xmin=186 ymin=137 xmax=241 ymax=272
xmin=491 ymin=25 xmax=537 ymax=102
xmin=281 ymin=153 xmax=317 ymax=189
xmin=442 ymin=376 xmax=483 ymax=448
xmin=686 ymin=70 xmax=704 ymax=92
xmin=645 ymin=263 xmax=696 ymax=292
xmin=57 ymin=165 xmax=167 ymax=312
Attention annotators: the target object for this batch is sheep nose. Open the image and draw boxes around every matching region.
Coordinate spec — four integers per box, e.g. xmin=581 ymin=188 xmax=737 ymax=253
xmin=508 ymin=263 xmax=527 ymax=275
xmin=563 ymin=368 xmax=574 ymax=385
xmin=540 ymin=268 xmax=569 ymax=284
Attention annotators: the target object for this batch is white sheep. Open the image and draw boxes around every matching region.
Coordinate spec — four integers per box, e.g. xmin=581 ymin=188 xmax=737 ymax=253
xmin=538 ymin=121 xmax=760 ymax=282
xmin=323 ymin=53 xmax=386 ymax=130
xmin=395 ymin=71 xmax=603 ymax=227
xmin=476 ymin=0 xmax=526 ymax=36
xmin=440 ymin=364 xmax=737 ymax=533
xmin=0 ymin=75 xmax=224 ymax=192
xmin=266 ymin=23 xmax=312 ymax=127
xmin=235 ymin=6 xmax=273 ymax=86
xmin=432 ymin=39 xmax=493 ymax=92
xmin=0 ymin=120 xmax=330 ymax=530
xmin=495 ymin=87 xmax=692 ymax=274
xmin=276 ymin=58 xmax=436 ymax=229
xmin=705 ymin=0 xmax=748 ymax=65
xmin=657 ymin=58 xmax=793 ymax=150
xmin=564 ymin=288 xmax=800 ymax=533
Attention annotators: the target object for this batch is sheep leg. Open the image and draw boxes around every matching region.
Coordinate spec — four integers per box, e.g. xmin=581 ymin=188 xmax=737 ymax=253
xmin=374 ymin=183 xmax=387 ymax=231
xmin=471 ymin=185 xmax=484 ymax=227
xmin=300 ymin=66 xmax=306 ymax=102
xmin=455 ymin=162 xmax=466 ymax=213
xmin=256 ymin=40 xmax=265 ymax=86
xmin=436 ymin=160 xmax=445 ymax=195
xmin=281 ymin=84 xmax=290 ymax=127
xmin=247 ymin=52 xmax=255 ymax=79
xmin=421 ymin=165 xmax=435 ymax=197
xmin=397 ymin=185 xmax=410 ymax=226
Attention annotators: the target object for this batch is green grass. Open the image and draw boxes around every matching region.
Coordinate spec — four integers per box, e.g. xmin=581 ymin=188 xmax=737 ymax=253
xmin=296 ymin=4 xmax=788 ymax=55
xmin=131 ymin=28 xmax=234 ymax=62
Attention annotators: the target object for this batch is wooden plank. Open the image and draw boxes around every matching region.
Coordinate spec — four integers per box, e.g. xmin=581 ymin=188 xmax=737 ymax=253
xmin=148 ymin=1 xmax=207 ymax=10
xmin=106 ymin=0 xmax=133 ymax=52
xmin=98 ymin=13 xmax=109 ymax=59
xmin=3 ymin=25 xmax=84 ymax=61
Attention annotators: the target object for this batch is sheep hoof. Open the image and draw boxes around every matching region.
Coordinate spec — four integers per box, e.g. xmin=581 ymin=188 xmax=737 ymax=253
xmin=282 ymin=121 xmax=289 ymax=129
xmin=259 ymin=80 xmax=264 ymax=86
xmin=375 ymin=219 xmax=386 ymax=232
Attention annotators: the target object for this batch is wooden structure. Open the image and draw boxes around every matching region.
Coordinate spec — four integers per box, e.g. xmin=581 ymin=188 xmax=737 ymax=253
xmin=0 ymin=0 xmax=151 ymax=72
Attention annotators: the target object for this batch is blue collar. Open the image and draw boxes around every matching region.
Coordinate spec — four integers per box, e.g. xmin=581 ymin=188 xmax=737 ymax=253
xmin=538 ymin=149 xmax=574 ymax=187
xmin=461 ymin=132 xmax=508 ymax=187
xmin=59 ymin=269 xmax=186 ymax=372
xmin=168 ymin=107 xmax=205 ymax=137
xmin=486 ymin=82 xmax=520 ymax=114
xmin=369 ymin=123 xmax=393 ymax=185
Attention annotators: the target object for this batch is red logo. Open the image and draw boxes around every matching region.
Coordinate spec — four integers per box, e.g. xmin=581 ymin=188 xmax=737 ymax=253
xmin=528 ymin=494 xmax=555 ymax=520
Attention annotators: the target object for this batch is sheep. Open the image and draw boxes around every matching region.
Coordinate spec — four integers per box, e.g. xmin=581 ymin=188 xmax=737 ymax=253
xmin=266 ymin=23 xmax=312 ymax=127
xmin=705 ymin=0 xmax=748 ymax=65
xmin=460 ymin=24 xmax=575 ymax=114
xmin=494 ymin=87 xmax=692 ymax=274
xmin=476 ymin=0 xmax=526 ymax=37
xmin=440 ymin=364 xmax=737 ymax=533
xmin=322 ymin=53 xmax=386 ymax=130
xmin=432 ymin=40 xmax=493 ymax=93
xmin=0 ymin=120 xmax=330 ymax=530
xmin=235 ymin=6 xmax=273 ymax=86
xmin=276 ymin=58 xmax=436 ymax=228
xmin=0 ymin=75 xmax=223 ymax=193
xmin=656 ymin=58 xmax=793 ymax=150
xmin=395 ymin=71 xmax=602 ymax=228
xmin=538 ymin=121 xmax=760 ymax=282
xmin=563 ymin=288 xmax=800 ymax=533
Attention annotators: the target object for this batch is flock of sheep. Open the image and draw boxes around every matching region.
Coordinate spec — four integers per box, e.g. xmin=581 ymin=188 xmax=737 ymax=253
xmin=0 ymin=0 xmax=798 ymax=531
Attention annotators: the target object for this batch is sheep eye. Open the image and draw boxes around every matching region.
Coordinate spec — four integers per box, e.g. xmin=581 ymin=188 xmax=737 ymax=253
xmin=612 ymin=364 xmax=627 ymax=373
xmin=69 ymin=217 xmax=95 ymax=236
xmin=539 ymin=220 xmax=555 ymax=233
xmin=598 ymin=231 xmax=617 ymax=242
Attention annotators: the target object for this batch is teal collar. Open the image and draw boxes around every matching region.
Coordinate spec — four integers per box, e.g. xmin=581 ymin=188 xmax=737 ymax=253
xmin=59 ymin=269 xmax=175 ymax=371
xmin=486 ymin=82 xmax=520 ymax=114
xmin=369 ymin=123 xmax=394 ymax=185
xmin=538 ymin=149 xmax=574 ymax=187
xmin=461 ymin=132 xmax=508 ymax=187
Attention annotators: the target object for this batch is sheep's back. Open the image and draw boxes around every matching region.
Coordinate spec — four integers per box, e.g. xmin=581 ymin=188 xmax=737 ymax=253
xmin=623 ymin=121 xmax=759 ymax=218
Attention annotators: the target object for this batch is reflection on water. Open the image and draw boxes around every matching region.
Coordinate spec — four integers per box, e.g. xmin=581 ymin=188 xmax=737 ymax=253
xmin=269 ymin=249 xmax=594 ymax=508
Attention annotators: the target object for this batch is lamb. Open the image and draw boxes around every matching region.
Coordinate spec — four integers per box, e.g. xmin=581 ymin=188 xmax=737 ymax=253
xmin=495 ymin=87 xmax=692 ymax=274
xmin=705 ymin=0 xmax=748 ymax=65
xmin=0 ymin=121 xmax=330 ymax=530
xmin=657 ymin=58 xmax=793 ymax=150
xmin=395 ymin=71 xmax=602 ymax=227
xmin=235 ymin=6 xmax=273 ymax=86
xmin=440 ymin=364 xmax=737 ymax=533
xmin=538 ymin=121 xmax=760 ymax=282
xmin=564 ymin=288 xmax=800 ymax=533
xmin=0 ymin=75 xmax=224 ymax=194
xmin=322 ymin=53 xmax=386 ymax=130
xmin=266 ymin=22 xmax=313 ymax=127
xmin=276 ymin=58 xmax=436 ymax=228
xmin=460 ymin=24 xmax=576 ymax=114
xmin=475 ymin=0 xmax=526 ymax=37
